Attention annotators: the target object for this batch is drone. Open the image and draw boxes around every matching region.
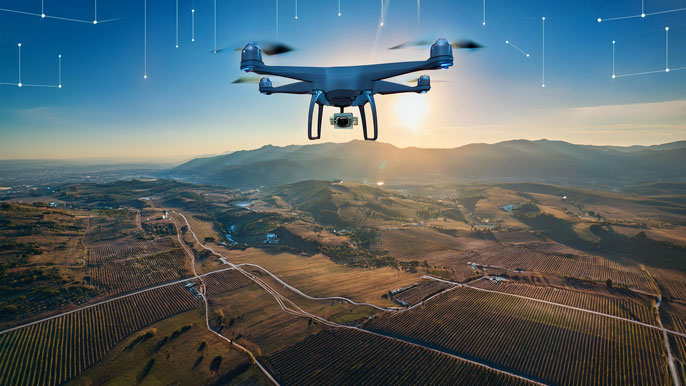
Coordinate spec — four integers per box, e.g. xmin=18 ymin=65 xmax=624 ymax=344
xmin=240 ymin=38 xmax=461 ymax=141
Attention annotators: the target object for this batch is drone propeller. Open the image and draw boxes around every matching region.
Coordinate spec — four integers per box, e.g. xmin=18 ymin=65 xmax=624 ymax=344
xmin=212 ymin=41 xmax=295 ymax=56
xmin=389 ymin=39 xmax=483 ymax=50
xmin=231 ymin=76 xmax=262 ymax=84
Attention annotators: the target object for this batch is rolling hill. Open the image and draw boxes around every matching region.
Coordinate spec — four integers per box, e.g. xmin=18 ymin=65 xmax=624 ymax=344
xmin=163 ymin=139 xmax=686 ymax=187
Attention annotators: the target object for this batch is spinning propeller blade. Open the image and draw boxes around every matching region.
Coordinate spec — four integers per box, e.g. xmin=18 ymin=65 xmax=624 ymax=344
xmin=231 ymin=76 xmax=262 ymax=84
xmin=213 ymin=41 xmax=295 ymax=56
xmin=389 ymin=38 xmax=483 ymax=50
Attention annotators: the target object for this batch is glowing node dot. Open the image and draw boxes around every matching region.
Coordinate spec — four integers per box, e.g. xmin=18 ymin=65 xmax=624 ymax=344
xmin=665 ymin=27 xmax=669 ymax=31
xmin=505 ymin=40 xmax=509 ymax=44
xmin=191 ymin=9 xmax=195 ymax=13
xmin=58 ymin=85 xmax=62 ymax=88
xmin=93 ymin=20 xmax=97 ymax=24
xmin=526 ymin=54 xmax=530 ymax=57
xmin=58 ymin=54 xmax=62 ymax=58
xmin=542 ymin=84 xmax=546 ymax=88
xmin=380 ymin=22 xmax=384 ymax=26
xmin=612 ymin=40 xmax=615 ymax=44
xmin=338 ymin=13 xmax=341 ymax=16
xmin=176 ymin=44 xmax=179 ymax=48
xmin=542 ymin=17 xmax=546 ymax=21
xmin=18 ymin=43 xmax=21 ymax=47
xmin=482 ymin=22 xmax=486 ymax=26
xmin=641 ymin=13 xmax=645 ymax=18
xmin=192 ymin=38 xmax=195 ymax=42
xmin=18 ymin=83 xmax=22 ymax=87
xmin=294 ymin=16 xmax=298 ymax=19
xmin=144 ymin=75 xmax=147 ymax=79
xmin=597 ymin=18 xmax=602 ymax=22
xmin=666 ymin=68 xmax=670 ymax=72
xmin=612 ymin=74 xmax=616 ymax=79
xmin=41 ymin=13 xmax=45 ymax=18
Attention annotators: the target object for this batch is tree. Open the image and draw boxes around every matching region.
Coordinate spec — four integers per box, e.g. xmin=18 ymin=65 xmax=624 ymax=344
xmin=606 ymin=279 xmax=613 ymax=288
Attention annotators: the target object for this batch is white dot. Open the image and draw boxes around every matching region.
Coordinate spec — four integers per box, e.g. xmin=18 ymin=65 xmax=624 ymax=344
xmin=665 ymin=27 xmax=669 ymax=31
xmin=380 ymin=22 xmax=384 ymax=26
xmin=526 ymin=54 xmax=530 ymax=57
xmin=597 ymin=18 xmax=602 ymax=22
xmin=482 ymin=22 xmax=486 ymax=26
xmin=542 ymin=17 xmax=546 ymax=21
xmin=58 ymin=54 xmax=62 ymax=58
xmin=612 ymin=74 xmax=616 ymax=79
xmin=666 ymin=68 xmax=670 ymax=72
xmin=18 ymin=83 xmax=22 ymax=87
xmin=505 ymin=40 xmax=509 ymax=44
xmin=144 ymin=75 xmax=147 ymax=79
xmin=612 ymin=40 xmax=615 ymax=44
xmin=192 ymin=38 xmax=195 ymax=42
xmin=641 ymin=13 xmax=645 ymax=18
xmin=338 ymin=13 xmax=341 ymax=16
xmin=93 ymin=20 xmax=97 ymax=24
xmin=58 ymin=85 xmax=62 ymax=88
xmin=18 ymin=43 xmax=21 ymax=47
xmin=41 ymin=13 xmax=45 ymax=18
xmin=542 ymin=84 xmax=545 ymax=88
xmin=191 ymin=9 xmax=195 ymax=13
xmin=176 ymin=44 xmax=179 ymax=48
xmin=294 ymin=16 xmax=298 ymax=19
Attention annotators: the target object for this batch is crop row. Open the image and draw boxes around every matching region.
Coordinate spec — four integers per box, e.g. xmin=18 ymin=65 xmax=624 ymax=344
xmin=204 ymin=269 xmax=254 ymax=297
xmin=265 ymin=329 xmax=536 ymax=386
xmin=650 ymin=267 xmax=686 ymax=300
xmin=365 ymin=287 xmax=669 ymax=386
xmin=0 ymin=284 xmax=199 ymax=386
xmin=89 ymin=248 xmax=190 ymax=294
xmin=394 ymin=280 xmax=452 ymax=306
xmin=470 ymin=279 xmax=657 ymax=325
xmin=87 ymin=238 xmax=177 ymax=264
xmin=475 ymin=245 xmax=658 ymax=294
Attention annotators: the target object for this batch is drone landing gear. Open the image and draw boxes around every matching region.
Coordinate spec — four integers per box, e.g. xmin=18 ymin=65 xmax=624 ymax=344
xmin=307 ymin=91 xmax=378 ymax=141
xmin=359 ymin=92 xmax=378 ymax=141
xmin=307 ymin=91 xmax=324 ymax=140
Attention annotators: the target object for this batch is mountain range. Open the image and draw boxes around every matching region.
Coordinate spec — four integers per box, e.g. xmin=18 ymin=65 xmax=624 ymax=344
xmin=163 ymin=139 xmax=686 ymax=188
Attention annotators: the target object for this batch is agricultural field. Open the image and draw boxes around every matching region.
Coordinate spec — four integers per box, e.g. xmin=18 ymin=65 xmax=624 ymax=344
xmin=469 ymin=278 xmax=657 ymax=325
xmin=86 ymin=238 xmax=191 ymax=294
xmin=206 ymin=283 xmax=326 ymax=356
xmin=216 ymin=247 xmax=423 ymax=308
xmin=68 ymin=310 xmax=270 ymax=386
xmin=0 ymin=284 xmax=199 ymax=386
xmin=394 ymin=279 xmax=453 ymax=306
xmin=365 ymin=286 xmax=670 ymax=386
xmin=264 ymin=329 xmax=535 ymax=386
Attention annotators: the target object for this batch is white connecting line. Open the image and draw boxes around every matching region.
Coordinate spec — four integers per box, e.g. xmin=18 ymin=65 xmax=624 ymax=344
xmin=598 ymin=6 xmax=686 ymax=22
xmin=612 ymin=26 xmax=684 ymax=79
xmin=505 ymin=40 xmax=530 ymax=57
xmin=0 ymin=0 xmax=119 ymax=25
xmin=1 ymin=44 xmax=62 ymax=88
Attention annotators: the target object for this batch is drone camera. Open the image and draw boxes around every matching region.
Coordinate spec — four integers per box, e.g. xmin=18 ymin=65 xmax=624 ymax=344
xmin=330 ymin=113 xmax=358 ymax=129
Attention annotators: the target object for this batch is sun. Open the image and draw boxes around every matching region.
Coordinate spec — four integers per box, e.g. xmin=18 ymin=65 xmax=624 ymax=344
xmin=394 ymin=93 xmax=428 ymax=131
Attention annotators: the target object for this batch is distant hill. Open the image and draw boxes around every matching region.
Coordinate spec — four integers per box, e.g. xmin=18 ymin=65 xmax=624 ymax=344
xmin=162 ymin=139 xmax=686 ymax=188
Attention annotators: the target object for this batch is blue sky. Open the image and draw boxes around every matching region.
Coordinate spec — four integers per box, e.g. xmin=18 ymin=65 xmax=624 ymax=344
xmin=1 ymin=0 xmax=685 ymax=160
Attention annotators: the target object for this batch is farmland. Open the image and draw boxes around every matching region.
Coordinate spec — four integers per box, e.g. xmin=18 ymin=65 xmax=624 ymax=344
xmin=365 ymin=287 xmax=670 ymax=385
xmin=0 ymin=284 xmax=199 ymax=386
xmin=87 ymin=238 xmax=191 ymax=294
xmin=2 ymin=177 xmax=686 ymax=385
xmin=265 ymin=329 xmax=536 ymax=386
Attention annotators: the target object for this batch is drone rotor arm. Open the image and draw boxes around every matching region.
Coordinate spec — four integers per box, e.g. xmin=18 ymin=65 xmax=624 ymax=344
xmin=373 ymin=80 xmax=430 ymax=95
xmin=260 ymin=81 xmax=313 ymax=95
